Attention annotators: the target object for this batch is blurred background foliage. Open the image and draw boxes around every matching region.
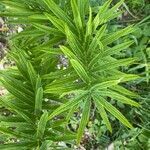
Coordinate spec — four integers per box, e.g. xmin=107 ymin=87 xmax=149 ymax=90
xmin=0 ymin=0 xmax=149 ymax=149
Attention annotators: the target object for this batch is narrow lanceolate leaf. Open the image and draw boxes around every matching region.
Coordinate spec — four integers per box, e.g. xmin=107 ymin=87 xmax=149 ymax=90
xmin=0 ymin=97 xmax=33 ymax=124
xmin=0 ymin=142 xmax=36 ymax=150
xmin=35 ymin=87 xmax=43 ymax=115
xmin=60 ymin=46 xmax=79 ymax=61
xmin=28 ymin=14 xmax=48 ymax=21
xmin=104 ymin=11 xmax=122 ymax=23
xmin=1 ymin=74 xmax=34 ymax=97
xmin=102 ymin=41 xmax=134 ymax=57
xmin=11 ymin=52 xmax=28 ymax=77
xmin=94 ymin=98 xmax=112 ymax=132
xmin=91 ymin=80 xmax=120 ymax=91
xmin=43 ymin=0 xmax=75 ymax=31
xmin=36 ymin=75 xmax=42 ymax=92
xmin=44 ymin=82 xmax=82 ymax=95
xmin=32 ymin=23 xmax=61 ymax=35
xmin=66 ymin=105 xmax=78 ymax=123
xmin=44 ymin=12 xmax=65 ymax=33
xmin=85 ymin=7 xmax=92 ymax=38
xmin=49 ymin=134 xmax=76 ymax=142
xmin=70 ymin=59 xmax=90 ymax=83
xmin=48 ymin=91 xmax=88 ymax=120
xmin=71 ymin=0 xmax=82 ymax=30
xmin=102 ymin=25 xmax=135 ymax=45
xmin=65 ymin=25 xmax=83 ymax=57
xmin=40 ymin=141 xmax=50 ymax=150
xmin=77 ymin=98 xmax=91 ymax=144
xmin=108 ymin=0 xmax=124 ymax=14
xmin=88 ymin=24 xmax=107 ymax=52
xmin=12 ymin=29 xmax=44 ymax=39
xmin=77 ymin=0 xmax=89 ymax=23
xmin=0 ymin=127 xmax=34 ymax=140
xmin=27 ymin=62 xmax=37 ymax=90
xmin=99 ymin=90 xmax=140 ymax=107
xmin=93 ymin=58 xmax=136 ymax=72
xmin=0 ymin=1 xmax=27 ymax=9
xmin=93 ymin=0 xmax=112 ymax=30
xmin=92 ymin=93 xmax=133 ymax=128
xmin=41 ymin=48 xmax=62 ymax=55
xmin=1 ymin=80 xmax=33 ymax=104
xmin=109 ymin=85 xmax=138 ymax=98
xmin=115 ymin=74 xmax=140 ymax=82
xmin=37 ymin=111 xmax=48 ymax=139
xmin=103 ymin=0 xmax=124 ymax=22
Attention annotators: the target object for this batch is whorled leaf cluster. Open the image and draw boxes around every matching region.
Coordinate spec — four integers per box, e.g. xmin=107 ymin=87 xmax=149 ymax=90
xmin=0 ymin=0 xmax=141 ymax=149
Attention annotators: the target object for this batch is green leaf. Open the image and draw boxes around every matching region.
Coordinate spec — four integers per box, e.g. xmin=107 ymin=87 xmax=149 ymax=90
xmin=108 ymin=0 xmax=124 ymax=14
xmin=32 ymin=23 xmax=62 ymax=35
xmin=65 ymin=25 xmax=83 ymax=57
xmin=102 ymin=41 xmax=134 ymax=57
xmin=49 ymin=119 xmax=66 ymax=128
xmin=102 ymin=25 xmax=135 ymax=45
xmin=99 ymin=90 xmax=140 ymax=107
xmin=71 ymin=0 xmax=82 ymax=30
xmin=70 ymin=59 xmax=90 ymax=83
xmin=0 ymin=1 xmax=27 ymax=9
xmin=92 ymin=93 xmax=133 ymax=129
xmin=35 ymin=87 xmax=43 ymax=115
xmin=114 ymin=74 xmax=140 ymax=82
xmin=43 ymin=0 xmax=75 ymax=31
xmin=0 ymin=126 xmax=34 ymax=139
xmin=94 ymin=99 xmax=112 ymax=132
xmin=88 ymin=24 xmax=107 ymax=53
xmin=93 ymin=58 xmax=136 ymax=72
xmin=1 ymin=74 xmax=34 ymax=98
xmin=40 ymin=141 xmax=51 ymax=150
xmin=91 ymin=80 xmax=120 ymax=91
xmin=85 ymin=7 xmax=92 ymax=38
xmin=60 ymin=46 xmax=79 ymax=61
xmin=12 ymin=29 xmax=45 ymax=39
xmin=28 ymin=14 xmax=48 ymax=21
xmin=42 ymin=68 xmax=74 ymax=80
xmin=50 ymin=134 xmax=76 ymax=142
xmin=102 ymin=0 xmax=124 ymax=23
xmin=42 ymin=47 xmax=63 ymax=55
xmin=48 ymin=91 xmax=88 ymax=120
xmin=66 ymin=105 xmax=78 ymax=123
xmin=109 ymin=85 xmax=138 ymax=98
xmin=93 ymin=0 xmax=112 ymax=30
xmin=44 ymin=82 xmax=82 ymax=95
xmin=0 ymin=97 xmax=34 ymax=124
xmin=37 ymin=111 xmax=48 ymax=139
xmin=0 ymin=142 xmax=36 ymax=150
xmin=46 ymin=75 xmax=77 ymax=87
xmin=77 ymin=0 xmax=89 ymax=23
xmin=77 ymin=98 xmax=91 ymax=144
xmin=36 ymin=75 xmax=42 ymax=92
xmin=1 ymin=80 xmax=33 ymax=105
xmin=44 ymin=12 xmax=65 ymax=33
xmin=10 ymin=52 xmax=28 ymax=78
xmin=27 ymin=62 xmax=37 ymax=90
